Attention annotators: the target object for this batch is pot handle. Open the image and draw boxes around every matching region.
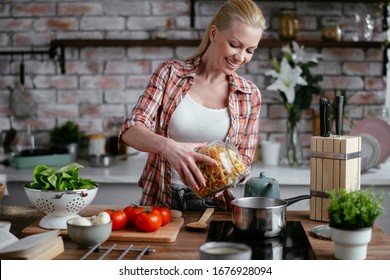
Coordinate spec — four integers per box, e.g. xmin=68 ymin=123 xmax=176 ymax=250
xmin=285 ymin=195 xmax=311 ymax=206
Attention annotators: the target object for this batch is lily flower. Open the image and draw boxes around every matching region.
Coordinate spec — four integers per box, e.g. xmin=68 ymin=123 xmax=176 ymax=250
xmin=282 ymin=41 xmax=322 ymax=64
xmin=265 ymin=57 xmax=307 ymax=104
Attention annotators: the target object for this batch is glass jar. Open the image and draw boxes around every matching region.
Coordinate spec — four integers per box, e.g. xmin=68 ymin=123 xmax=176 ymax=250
xmin=278 ymin=8 xmax=298 ymax=41
xmin=321 ymin=20 xmax=342 ymax=42
xmin=88 ymin=134 xmax=106 ymax=156
xmin=193 ymin=140 xmax=245 ymax=198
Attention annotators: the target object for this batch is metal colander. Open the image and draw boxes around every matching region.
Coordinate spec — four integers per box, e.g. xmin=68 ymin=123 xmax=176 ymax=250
xmin=24 ymin=187 xmax=98 ymax=229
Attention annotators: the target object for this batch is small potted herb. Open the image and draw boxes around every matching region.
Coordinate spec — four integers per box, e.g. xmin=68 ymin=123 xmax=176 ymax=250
xmin=327 ymin=187 xmax=385 ymax=260
xmin=50 ymin=121 xmax=85 ymax=146
xmin=50 ymin=121 xmax=86 ymax=160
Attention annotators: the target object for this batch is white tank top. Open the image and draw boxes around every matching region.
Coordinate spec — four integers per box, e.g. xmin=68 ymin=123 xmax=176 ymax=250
xmin=169 ymin=94 xmax=230 ymax=185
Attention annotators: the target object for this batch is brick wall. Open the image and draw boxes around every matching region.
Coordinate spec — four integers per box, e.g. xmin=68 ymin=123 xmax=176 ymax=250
xmin=0 ymin=0 xmax=386 ymax=159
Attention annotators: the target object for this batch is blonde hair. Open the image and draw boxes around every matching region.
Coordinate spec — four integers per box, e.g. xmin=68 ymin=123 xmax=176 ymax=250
xmin=188 ymin=0 xmax=266 ymax=60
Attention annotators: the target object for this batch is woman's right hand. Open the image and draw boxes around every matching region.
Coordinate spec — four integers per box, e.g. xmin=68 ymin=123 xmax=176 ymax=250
xmin=161 ymin=139 xmax=218 ymax=191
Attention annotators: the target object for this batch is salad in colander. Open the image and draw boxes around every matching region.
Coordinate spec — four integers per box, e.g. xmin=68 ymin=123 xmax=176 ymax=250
xmin=25 ymin=163 xmax=98 ymax=191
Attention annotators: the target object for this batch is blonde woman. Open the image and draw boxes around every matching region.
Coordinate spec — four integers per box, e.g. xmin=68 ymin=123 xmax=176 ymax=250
xmin=120 ymin=0 xmax=266 ymax=210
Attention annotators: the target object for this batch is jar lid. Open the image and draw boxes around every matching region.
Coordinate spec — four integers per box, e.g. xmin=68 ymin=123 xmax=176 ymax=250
xmin=88 ymin=133 xmax=106 ymax=139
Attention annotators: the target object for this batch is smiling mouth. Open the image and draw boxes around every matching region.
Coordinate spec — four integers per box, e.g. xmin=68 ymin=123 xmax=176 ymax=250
xmin=226 ymin=58 xmax=239 ymax=68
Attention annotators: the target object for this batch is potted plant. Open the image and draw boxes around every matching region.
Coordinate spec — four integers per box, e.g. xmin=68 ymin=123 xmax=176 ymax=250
xmin=50 ymin=120 xmax=86 ymax=161
xmin=327 ymin=187 xmax=385 ymax=260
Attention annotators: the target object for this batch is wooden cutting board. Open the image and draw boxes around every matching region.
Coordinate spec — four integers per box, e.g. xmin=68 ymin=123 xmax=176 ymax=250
xmin=21 ymin=217 xmax=184 ymax=243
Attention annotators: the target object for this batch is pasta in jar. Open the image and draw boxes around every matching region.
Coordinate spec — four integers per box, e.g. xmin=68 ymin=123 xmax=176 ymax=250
xmin=193 ymin=141 xmax=245 ymax=198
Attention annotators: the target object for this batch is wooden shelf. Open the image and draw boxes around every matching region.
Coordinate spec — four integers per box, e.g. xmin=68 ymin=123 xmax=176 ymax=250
xmin=48 ymin=39 xmax=384 ymax=74
xmin=49 ymin=39 xmax=383 ymax=50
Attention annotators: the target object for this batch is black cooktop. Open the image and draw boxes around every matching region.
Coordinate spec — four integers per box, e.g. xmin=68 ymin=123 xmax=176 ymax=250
xmin=206 ymin=221 xmax=316 ymax=260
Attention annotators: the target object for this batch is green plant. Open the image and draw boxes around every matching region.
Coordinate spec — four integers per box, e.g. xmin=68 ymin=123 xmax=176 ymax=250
xmin=50 ymin=120 xmax=85 ymax=146
xmin=327 ymin=187 xmax=385 ymax=230
xmin=25 ymin=163 xmax=98 ymax=191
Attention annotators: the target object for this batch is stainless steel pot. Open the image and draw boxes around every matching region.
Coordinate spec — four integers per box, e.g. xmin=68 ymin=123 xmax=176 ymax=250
xmin=231 ymin=195 xmax=310 ymax=238
xmin=89 ymin=154 xmax=115 ymax=167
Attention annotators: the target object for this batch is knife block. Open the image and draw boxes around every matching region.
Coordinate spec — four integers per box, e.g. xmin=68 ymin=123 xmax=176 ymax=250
xmin=309 ymin=135 xmax=361 ymax=222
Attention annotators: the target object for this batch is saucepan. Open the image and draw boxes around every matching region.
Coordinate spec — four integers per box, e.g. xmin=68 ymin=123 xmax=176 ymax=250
xmin=231 ymin=195 xmax=310 ymax=238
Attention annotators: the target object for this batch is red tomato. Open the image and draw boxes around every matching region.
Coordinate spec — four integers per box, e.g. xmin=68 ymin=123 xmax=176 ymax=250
xmin=153 ymin=206 xmax=171 ymax=226
xmin=134 ymin=209 xmax=162 ymax=232
xmin=105 ymin=209 xmax=127 ymax=230
xmin=124 ymin=205 xmax=145 ymax=227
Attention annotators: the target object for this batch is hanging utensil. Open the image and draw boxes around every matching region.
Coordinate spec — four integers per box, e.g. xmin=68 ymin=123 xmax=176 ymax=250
xmin=20 ymin=57 xmax=25 ymax=86
xmin=9 ymin=58 xmax=38 ymax=119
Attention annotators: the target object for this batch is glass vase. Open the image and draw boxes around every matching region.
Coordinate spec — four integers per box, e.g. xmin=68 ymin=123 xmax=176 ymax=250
xmin=285 ymin=108 xmax=303 ymax=166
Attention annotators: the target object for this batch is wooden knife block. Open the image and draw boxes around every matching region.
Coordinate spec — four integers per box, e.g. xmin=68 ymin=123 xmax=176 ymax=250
xmin=310 ymin=135 xmax=361 ymax=222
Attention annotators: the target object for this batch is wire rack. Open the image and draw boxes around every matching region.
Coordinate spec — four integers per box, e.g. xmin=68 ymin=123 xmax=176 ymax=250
xmin=80 ymin=243 xmax=155 ymax=260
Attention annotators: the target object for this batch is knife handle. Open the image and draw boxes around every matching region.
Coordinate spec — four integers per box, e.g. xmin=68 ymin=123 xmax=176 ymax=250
xmin=320 ymin=98 xmax=331 ymax=137
xmin=319 ymin=98 xmax=327 ymax=137
xmin=335 ymin=95 xmax=344 ymax=135
xmin=325 ymin=101 xmax=331 ymax=137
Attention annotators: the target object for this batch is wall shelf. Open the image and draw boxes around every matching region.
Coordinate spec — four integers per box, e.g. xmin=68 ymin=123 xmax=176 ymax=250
xmin=49 ymin=39 xmax=383 ymax=49
xmin=47 ymin=39 xmax=384 ymax=74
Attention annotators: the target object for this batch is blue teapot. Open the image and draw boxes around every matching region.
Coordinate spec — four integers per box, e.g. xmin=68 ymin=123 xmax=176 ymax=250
xmin=244 ymin=172 xmax=280 ymax=198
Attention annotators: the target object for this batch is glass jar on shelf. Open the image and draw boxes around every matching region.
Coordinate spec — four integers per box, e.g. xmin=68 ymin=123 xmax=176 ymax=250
xmin=321 ymin=19 xmax=342 ymax=42
xmin=278 ymin=8 xmax=298 ymax=41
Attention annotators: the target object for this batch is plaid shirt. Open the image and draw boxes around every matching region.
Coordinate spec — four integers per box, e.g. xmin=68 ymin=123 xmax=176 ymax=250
xmin=120 ymin=56 xmax=261 ymax=210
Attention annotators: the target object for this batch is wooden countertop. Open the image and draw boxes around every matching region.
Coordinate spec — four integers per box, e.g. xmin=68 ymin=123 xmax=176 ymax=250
xmin=1 ymin=205 xmax=390 ymax=260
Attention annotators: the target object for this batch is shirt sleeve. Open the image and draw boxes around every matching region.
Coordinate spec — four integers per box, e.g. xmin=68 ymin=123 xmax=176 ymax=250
xmin=119 ymin=62 xmax=171 ymax=141
xmin=238 ymin=86 xmax=262 ymax=178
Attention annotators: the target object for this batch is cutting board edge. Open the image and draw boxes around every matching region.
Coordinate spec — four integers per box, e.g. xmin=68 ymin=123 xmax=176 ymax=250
xmin=21 ymin=218 xmax=184 ymax=243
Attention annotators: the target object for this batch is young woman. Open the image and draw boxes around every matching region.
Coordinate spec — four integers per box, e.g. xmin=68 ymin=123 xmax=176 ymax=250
xmin=120 ymin=0 xmax=266 ymax=210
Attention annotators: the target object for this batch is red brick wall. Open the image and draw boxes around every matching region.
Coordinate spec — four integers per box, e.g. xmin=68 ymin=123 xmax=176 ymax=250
xmin=0 ymin=1 xmax=386 ymax=158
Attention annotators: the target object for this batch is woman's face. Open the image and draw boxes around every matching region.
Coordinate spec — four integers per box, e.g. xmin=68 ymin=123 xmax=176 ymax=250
xmin=210 ymin=20 xmax=262 ymax=75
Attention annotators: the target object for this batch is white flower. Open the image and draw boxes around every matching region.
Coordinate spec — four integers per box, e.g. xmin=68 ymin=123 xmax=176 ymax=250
xmin=282 ymin=41 xmax=322 ymax=64
xmin=265 ymin=58 xmax=307 ymax=104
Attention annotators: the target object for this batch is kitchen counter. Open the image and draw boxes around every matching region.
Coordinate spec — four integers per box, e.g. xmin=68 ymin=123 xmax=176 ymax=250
xmin=2 ymin=153 xmax=390 ymax=186
xmin=2 ymin=155 xmax=390 ymax=235
xmin=1 ymin=205 xmax=390 ymax=260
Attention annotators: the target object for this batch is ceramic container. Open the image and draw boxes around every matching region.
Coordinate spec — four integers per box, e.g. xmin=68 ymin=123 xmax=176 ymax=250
xmin=331 ymin=227 xmax=372 ymax=260
xmin=24 ymin=187 xmax=98 ymax=229
xmin=67 ymin=218 xmax=112 ymax=247
xmin=199 ymin=242 xmax=252 ymax=260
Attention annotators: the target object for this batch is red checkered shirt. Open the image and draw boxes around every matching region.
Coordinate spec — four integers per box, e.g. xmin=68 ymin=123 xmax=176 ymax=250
xmin=120 ymin=56 xmax=261 ymax=210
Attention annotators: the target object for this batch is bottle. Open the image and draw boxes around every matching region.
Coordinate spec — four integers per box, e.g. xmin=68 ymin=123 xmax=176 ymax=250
xmin=278 ymin=8 xmax=298 ymax=41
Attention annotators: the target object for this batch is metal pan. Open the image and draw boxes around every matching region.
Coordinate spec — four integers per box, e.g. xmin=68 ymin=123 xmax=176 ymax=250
xmin=231 ymin=195 xmax=310 ymax=238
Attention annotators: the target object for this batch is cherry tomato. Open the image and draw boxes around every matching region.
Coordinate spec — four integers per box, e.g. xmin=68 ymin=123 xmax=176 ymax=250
xmin=153 ymin=206 xmax=171 ymax=226
xmin=134 ymin=209 xmax=162 ymax=232
xmin=124 ymin=205 xmax=145 ymax=227
xmin=105 ymin=209 xmax=127 ymax=230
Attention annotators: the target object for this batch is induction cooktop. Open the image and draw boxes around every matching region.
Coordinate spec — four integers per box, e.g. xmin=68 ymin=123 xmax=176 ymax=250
xmin=206 ymin=221 xmax=316 ymax=260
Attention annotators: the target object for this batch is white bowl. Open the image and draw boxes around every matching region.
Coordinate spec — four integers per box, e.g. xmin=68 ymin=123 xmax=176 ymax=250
xmin=24 ymin=187 xmax=98 ymax=229
xmin=67 ymin=218 xmax=112 ymax=247
xmin=199 ymin=242 xmax=252 ymax=260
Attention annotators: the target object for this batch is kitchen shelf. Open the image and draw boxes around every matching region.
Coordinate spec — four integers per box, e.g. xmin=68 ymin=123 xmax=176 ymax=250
xmin=49 ymin=39 xmax=383 ymax=50
xmin=48 ymin=39 xmax=384 ymax=74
